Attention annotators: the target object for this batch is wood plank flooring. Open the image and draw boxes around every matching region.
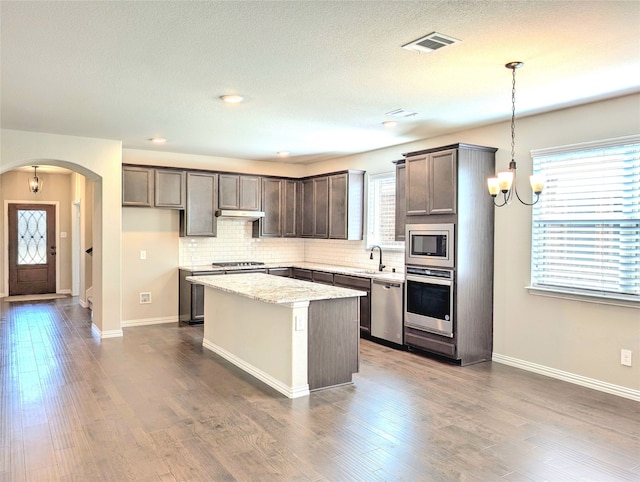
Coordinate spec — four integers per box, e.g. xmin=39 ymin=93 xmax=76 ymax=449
xmin=1 ymin=297 xmax=638 ymax=481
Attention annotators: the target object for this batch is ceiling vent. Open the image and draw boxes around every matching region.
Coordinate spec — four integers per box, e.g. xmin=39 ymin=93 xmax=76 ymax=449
xmin=402 ymin=32 xmax=460 ymax=53
xmin=385 ymin=108 xmax=418 ymax=118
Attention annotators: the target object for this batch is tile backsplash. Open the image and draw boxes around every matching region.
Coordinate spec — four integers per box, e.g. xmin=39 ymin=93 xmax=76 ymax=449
xmin=179 ymin=218 xmax=405 ymax=272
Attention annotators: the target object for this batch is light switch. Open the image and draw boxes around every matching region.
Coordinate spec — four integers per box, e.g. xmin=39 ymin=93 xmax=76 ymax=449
xmin=140 ymin=250 xmax=147 ymax=260
xmin=60 ymin=232 xmax=67 ymax=238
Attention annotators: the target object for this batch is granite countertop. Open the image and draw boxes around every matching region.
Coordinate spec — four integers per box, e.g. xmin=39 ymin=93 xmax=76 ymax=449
xmin=180 ymin=262 xmax=405 ymax=283
xmin=186 ymin=273 xmax=367 ymax=305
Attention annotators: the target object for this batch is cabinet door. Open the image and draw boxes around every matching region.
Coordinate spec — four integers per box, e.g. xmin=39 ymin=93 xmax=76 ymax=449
xmin=283 ymin=179 xmax=299 ymax=237
xmin=406 ymin=155 xmax=429 ymax=215
xmin=218 ymin=174 xmax=240 ymax=209
xmin=334 ymin=274 xmax=371 ymax=334
xmin=239 ymin=176 xmax=261 ymax=210
xmin=300 ymin=179 xmax=315 ymax=237
xmin=155 ymin=169 xmax=186 ymax=209
xmin=122 ymin=166 xmax=154 ymax=207
xmin=314 ymin=177 xmax=329 ymax=238
xmin=181 ymin=172 xmax=217 ymax=237
xmin=395 ymin=163 xmax=406 ymax=241
xmin=328 ymin=173 xmax=347 ymax=239
xmin=429 ymin=149 xmax=457 ymax=214
xmin=258 ymin=178 xmax=283 ymax=237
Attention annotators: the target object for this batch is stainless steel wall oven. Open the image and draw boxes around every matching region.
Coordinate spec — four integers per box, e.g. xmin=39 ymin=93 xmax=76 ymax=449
xmin=404 ymin=266 xmax=454 ymax=337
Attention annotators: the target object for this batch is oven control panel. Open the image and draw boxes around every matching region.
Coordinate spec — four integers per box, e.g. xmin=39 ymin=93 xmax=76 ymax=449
xmin=406 ymin=266 xmax=453 ymax=279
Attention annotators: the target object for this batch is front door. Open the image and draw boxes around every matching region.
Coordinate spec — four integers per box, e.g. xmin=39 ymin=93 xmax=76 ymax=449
xmin=8 ymin=203 xmax=57 ymax=295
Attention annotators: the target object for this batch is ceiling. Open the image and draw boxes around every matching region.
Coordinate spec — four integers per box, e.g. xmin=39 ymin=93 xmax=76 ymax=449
xmin=2 ymin=1 xmax=639 ymax=165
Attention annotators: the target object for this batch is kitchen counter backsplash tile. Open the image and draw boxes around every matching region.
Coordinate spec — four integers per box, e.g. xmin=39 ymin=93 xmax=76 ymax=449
xmin=179 ymin=219 xmax=304 ymax=266
xmin=179 ymin=218 xmax=405 ymax=273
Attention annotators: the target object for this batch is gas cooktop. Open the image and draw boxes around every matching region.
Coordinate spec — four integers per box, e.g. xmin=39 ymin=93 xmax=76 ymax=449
xmin=211 ymin=261 xmax=265 ymax=268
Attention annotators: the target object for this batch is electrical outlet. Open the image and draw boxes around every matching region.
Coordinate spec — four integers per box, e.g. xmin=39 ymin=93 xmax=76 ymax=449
xmin=620 ymin=349 xmax=632 ymax=367
xmin=140 ymin=292 xmax=151 ymax=304
xmin=140 ymin=250 xmax=147 ymax=260
xmin=295 ymin=315 xmax=305 ymax=331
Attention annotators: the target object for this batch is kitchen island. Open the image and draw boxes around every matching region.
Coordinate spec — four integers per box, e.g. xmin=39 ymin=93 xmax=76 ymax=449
xmin=186 ymin=273 xmax=366 ymax=398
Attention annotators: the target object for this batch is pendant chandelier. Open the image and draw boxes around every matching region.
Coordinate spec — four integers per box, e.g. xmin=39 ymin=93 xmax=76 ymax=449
xmin=487 ymin=62 xmax=544 ymax=206
xmin=29 ymin=165 xmax=43 ymax=193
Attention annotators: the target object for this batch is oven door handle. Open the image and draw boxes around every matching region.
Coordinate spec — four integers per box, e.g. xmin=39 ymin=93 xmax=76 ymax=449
xmin=406 ymin=274 xmax=452 ymax=286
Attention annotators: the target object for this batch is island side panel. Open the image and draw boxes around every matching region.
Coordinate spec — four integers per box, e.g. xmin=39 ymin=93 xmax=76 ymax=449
xmin=202 ymin=287 xmax=310 ymax=398
xmin=307 ymin=297 xmax=359 ymax=391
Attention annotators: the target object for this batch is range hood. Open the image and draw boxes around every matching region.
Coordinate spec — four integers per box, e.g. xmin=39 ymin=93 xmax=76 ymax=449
xmin=215 ymin=209 xmax=265 ymax=221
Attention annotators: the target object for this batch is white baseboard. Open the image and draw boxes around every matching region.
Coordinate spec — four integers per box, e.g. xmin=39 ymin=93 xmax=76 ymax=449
xmin=121 ymin=316 xmax=178 ymax=327
xmin=202 ymin=337 xmax=310 ymax=399
xmin=58 ymin=289 xmax=71 ymax=295
xmin=492 ymin=353 xmax=640 ymax=402
xmin=79 ymin=299 xmax=88 ymax=308
xmin=91 ymin=323 xmax=123 ymax=339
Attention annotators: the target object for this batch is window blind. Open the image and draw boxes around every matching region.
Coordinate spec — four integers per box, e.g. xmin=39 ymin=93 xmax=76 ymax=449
xmin=531 ymin=135 xmax=640 ymax=299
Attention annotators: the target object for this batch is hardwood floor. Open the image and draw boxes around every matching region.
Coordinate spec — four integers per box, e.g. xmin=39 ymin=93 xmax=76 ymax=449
xmin=1 ymin=298 xmax=638 ymax=481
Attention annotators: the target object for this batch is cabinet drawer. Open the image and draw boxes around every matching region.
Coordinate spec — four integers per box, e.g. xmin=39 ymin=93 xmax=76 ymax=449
xmin=268 ymin=268 xmax=292 ymax=277
xmin=292 ymin=268 xmax=312 ymax=280
xmin=312 ymin=271 xmax=334 ymax=285
xmin=333 ymin=274 xmax=371 ymax=290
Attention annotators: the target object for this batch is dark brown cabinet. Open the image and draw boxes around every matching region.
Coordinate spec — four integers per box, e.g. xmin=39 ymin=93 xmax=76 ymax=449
xmin=334 ymin=274 xmax=371 ymax=335
xmin=179 ymin=269 xmax=224 ymax=324
xmin=253 ymin=178 xmax=283 ymax=237
xmin=301 ymin=177 xmax=329 ymax=238
xmin=154 ymin=169 xmax=186 ymax=209
xmin=122 ymin=166 xmax=154 ymax=207
xmin=328 ymin=171 xmax=364 ymax=240
xmin=123 ymin=166 xmax=185 ymax=209
xmin=394 ymin=160 xmax=406 ymax=241
xmin=406 ymin=148 xmax=456 ymax=216
xmin=219 ymin=174 xmax=261 ymax=211
xmin=180 ymin=172 xmax=218 ymax=237
xmin=283 ymin=179 xmax=300 ymax=237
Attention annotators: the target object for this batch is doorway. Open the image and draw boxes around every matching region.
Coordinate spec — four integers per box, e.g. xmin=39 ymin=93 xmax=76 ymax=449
xmin=8 ymin=203 xmax=57 ymax=295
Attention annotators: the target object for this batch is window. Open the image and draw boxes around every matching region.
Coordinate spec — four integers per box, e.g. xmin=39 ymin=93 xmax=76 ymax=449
xmin=530 ymin=135 xmax=640 ymax=303
xmin=367 ymin=171 xmax=403 ymax=249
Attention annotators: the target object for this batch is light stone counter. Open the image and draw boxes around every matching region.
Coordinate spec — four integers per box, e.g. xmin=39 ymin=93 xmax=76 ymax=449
xmin=187 ymin=273 xmax=366 ymax=306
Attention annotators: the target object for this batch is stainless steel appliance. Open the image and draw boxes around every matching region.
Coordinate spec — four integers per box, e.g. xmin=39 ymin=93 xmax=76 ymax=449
xmin=404 ymin=266 xmax=454 ymax=337
xmin=371 ymin=280 xmax=403 ymax=344
xmin=405 ymin=223 xmax=454 ymax=268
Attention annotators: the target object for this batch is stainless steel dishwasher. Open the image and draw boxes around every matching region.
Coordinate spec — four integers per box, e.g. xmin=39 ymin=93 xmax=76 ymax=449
xmin=371 ymin=280 xmax=404 ymax=345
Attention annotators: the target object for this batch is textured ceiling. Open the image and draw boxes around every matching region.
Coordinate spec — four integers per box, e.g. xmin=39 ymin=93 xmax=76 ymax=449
xmin=1 ymin=1 xmax=639 ymax=164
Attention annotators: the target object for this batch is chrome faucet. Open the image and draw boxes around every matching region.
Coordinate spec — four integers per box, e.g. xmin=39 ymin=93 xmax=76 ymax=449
xmin=369 ymin=245 xmax=385 ymax=272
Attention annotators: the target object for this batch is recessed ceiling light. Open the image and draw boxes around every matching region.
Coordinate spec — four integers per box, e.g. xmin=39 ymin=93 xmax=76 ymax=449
xmin=150 ymin=137 xmax=167 ymax=143
xmin=277 ymin=151 xmax=290 ymax=157
xmin=382 ymin=121 xmax=398 ymax=128
xmin=220 ymin=94 xmax=244 ymax=103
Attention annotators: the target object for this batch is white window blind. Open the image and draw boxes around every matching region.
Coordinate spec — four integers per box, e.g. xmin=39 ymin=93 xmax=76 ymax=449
xmin=367 ymin=171 xmax=403 ymax=249
xmin=530 ymin=135 xmax=640 ymax=300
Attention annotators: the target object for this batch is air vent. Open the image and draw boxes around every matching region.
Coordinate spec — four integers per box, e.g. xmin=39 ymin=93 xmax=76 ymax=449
xmin=402 ymin=32 xmax=460 ymax=53
xmin=385 ymin=108 xmax=418 ymax=118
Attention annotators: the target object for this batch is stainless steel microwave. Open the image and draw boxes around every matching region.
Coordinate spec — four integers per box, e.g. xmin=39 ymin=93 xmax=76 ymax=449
xmin=405 ymin=223 xmax=455 ymax=268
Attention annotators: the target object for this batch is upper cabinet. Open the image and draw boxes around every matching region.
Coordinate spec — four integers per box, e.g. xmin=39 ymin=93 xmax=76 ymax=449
xmin=253 ymin=178 xmax=283 ymax=237
xmin=283 ymin=179 xmax=300 ymax=238
xmin=406 ymin=148 xmax=456 ymax=216
xmin=301 ymin=177 xmax=329 ymax=238
xmin=123 ymin=165 xmax=185 ymax=209
xmin=328 ymin=171 xmax=364 ymax=240
xmin=180 ymin=172 xmax=218 ymax=237
xmin=393 ymin=160 xmax=406 ymax=241
xmin=218 ymin=174 xmax=261 ymax=211
xmin=122 ymin=166 xmax=154 ymax=207
xmin=154 ymin=169 xmax=186 ymax=209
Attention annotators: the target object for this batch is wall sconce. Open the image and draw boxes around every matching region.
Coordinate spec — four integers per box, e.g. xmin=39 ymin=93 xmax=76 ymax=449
xmin=29 ymin=165 xmax=43 ymax=193
xmin=487 ymin=62 xmax=544 ymax=206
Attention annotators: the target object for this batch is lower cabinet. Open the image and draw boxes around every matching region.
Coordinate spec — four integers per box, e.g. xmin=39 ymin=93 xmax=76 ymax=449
xmin=179 ymin=269 xmax=223 ymax=324
xmin=333 ymin=274 xmax=371 ymax=335
xmin=267 ymin=267 xmax=292 ymax=277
